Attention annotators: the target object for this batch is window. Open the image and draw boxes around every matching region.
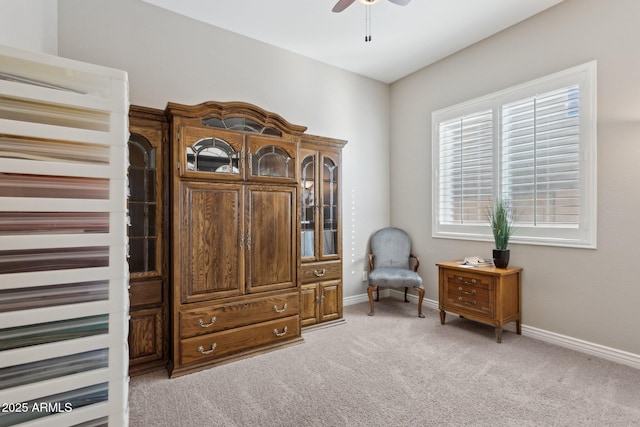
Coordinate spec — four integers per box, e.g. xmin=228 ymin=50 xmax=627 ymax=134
xmin=432 ymin=62 xmax=597 ymax=248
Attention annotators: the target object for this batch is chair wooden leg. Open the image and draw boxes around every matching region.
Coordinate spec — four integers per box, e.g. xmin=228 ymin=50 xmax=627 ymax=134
xmin=375 ymin=287 xmax=379 ymax=301
xmin=416 ymin=287 xmax=425 ymax=318
xmin=367 ymin=286 xmax=376 ymax=316
xmin=404 ymin=287 xmax=409 ymax=302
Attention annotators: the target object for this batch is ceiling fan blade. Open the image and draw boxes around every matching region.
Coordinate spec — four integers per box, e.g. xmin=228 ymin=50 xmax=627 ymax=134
xmin=332 ymin=0 xmax=356 ymax=13
xmin=387 ymin=0 xmax=411 ymax=5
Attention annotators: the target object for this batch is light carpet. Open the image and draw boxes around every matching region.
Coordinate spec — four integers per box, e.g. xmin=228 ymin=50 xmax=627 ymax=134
xmin=128 ymin=300 xmax=640 ymax=426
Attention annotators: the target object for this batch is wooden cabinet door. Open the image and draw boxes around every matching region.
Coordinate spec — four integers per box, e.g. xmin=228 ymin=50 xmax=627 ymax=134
xmin=246 ymin=185 xmax=297 ymax=293
xmin=300 ymin=283 xmax=319 ymax=327
xmin=320 ymin=280 xmax=342 ymax=322
xmin=299 ymin=148 xmax=341 ymax=263
xmin=299 ymin=148 xmax=318 ymax=261
xmin=178 ymin=181 xmax=244 ymax=303
xmin=128 ymin=307 xmax=164 ymax=366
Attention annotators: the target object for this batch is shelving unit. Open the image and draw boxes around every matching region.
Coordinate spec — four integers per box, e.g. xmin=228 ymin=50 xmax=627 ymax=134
xmin=0 ymin=45 xmax=129 ymax=426
xmin=299 ymin=134 xmax=346 ymax=329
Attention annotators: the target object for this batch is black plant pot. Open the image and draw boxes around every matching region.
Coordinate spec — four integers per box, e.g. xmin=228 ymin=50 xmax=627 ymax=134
xmin=493 ymin=249 xmax=510 ymax=268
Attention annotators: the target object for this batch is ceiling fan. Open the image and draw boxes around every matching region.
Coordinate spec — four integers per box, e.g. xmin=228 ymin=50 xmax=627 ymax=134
xmin=332 ymin=0 xmax=412 ymax=13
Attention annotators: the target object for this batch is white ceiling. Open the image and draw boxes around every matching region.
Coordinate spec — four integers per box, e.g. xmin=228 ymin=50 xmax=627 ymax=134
xmin=141 ymin=0 xmax=564 ymax=84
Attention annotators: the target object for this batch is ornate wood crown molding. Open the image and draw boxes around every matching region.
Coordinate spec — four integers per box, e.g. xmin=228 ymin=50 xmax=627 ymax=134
xmin=165 ymin=100 xmax=307 ymax=137
xmin=129 ymin=105 xmax=168 ymax=123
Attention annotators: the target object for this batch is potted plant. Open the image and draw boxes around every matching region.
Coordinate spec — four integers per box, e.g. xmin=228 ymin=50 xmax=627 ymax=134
xmin=487 ymin=198 xmax=516 ymax=268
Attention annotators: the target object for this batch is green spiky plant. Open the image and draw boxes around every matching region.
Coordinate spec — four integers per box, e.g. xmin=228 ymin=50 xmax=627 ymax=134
xmin=487 ymin=198 xmax=516 ymax=250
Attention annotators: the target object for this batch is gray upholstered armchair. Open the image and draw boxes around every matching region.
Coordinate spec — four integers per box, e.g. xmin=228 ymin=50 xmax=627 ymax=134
xmin=367 ymin=227 xmax=425 ymax=318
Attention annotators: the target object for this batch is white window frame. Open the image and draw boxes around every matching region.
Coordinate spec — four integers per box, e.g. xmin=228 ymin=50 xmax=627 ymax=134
xmin=432 ymin=61 xmax=597 ymax=248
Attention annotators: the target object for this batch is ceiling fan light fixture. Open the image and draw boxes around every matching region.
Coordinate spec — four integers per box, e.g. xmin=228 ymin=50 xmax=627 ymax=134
xmin=357 ymin=0 xmax=381 ymax=5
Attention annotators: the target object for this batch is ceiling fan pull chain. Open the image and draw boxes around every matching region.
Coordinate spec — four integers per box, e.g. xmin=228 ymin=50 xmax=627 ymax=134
xmin=365 ymin=5 xmax=372 ymax=42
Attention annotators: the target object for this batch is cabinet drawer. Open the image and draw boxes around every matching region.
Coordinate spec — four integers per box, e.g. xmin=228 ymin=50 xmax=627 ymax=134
xmin=180 ymin=292 xmax=298 ymax=338
xmin=129 ymin=279 xmax=163 ymax=308
xmin=301 ymin=261 xmax=341 ymax=283
xmin=179 ymin=316 xmax=300 ymax=365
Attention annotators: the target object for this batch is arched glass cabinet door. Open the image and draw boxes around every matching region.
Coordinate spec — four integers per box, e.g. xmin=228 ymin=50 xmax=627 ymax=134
xmin=128 ymin=133 xmax=157 ymax=274
xmin=186 ymin=137 xmax=240 ymax=174
xmin=300 ymin=154 xmax=316 ymax=259
xmin=180 ymin=127 xmax=244 ymax=180
xmin=321 ymin=156 xmax=338 ymax=257
xmin=247 ymin=136 xmax=297 ymax=182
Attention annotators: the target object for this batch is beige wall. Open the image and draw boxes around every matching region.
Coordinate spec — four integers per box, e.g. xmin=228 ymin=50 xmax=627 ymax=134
xmin=0 ymin=0 xmax=57 ymax=54
xmin=56 ymin=0 xmax=391 ymax=299
xmin=390 ymin=0 xmax=640 ymax=355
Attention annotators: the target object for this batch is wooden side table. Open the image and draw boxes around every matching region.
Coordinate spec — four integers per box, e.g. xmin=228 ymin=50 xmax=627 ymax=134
xmin=437 ymin=261 xmax=522 ymax=343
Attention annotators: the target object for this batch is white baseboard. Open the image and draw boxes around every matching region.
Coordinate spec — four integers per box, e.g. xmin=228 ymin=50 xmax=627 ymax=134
xmin=344 ymin=288 xmax=439 ymax=310
xmin=344 ymin=291 xmax=640 ymax=370
xmin=521 ymin=325 xmax=640 ymax=370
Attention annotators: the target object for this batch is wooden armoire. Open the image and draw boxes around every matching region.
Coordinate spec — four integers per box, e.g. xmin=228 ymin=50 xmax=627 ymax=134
xmin=126 ymin=100 xmax=346 ymax=377
xmin=166 ymin=101 xmax=299 ymax=377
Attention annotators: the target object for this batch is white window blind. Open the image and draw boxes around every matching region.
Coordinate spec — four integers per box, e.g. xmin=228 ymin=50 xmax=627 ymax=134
xmin=432 ymin=61 xmax=596 ymax=248
xmin=439 ymin=110 xmax=493 ymax=225
xmin=501 ymin=85 xmax=581 ymax=227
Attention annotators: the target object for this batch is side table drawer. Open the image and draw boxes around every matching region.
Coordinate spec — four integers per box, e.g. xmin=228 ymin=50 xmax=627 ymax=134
xmin=180 ymin=292 xmax=299 ymax=338
xmin=447 ymin=271 xmax=493 ymax=290
xmin=179 ymin=315 xmax=300 ymax=365
xmin=447 ymin=292 xmax=492 ymax=315
xmin=443 ymin=271 xmax=493 ymax=316
xmin=447 ymin=281 xmax=491 ymax=309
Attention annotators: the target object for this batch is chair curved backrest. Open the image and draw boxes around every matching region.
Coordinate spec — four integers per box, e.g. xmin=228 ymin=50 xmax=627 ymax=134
xmin=370 ymin=227 xmax=412 ymax=270
xmin=367 ymin=227 xmax=425 ymax=317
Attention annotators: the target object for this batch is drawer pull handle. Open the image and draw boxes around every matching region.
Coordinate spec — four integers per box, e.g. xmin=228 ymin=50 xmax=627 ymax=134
xmin=197 ymin=343 xmax=217 ymax=355
xmin=458 ymin=297 xmax=477 ymax=305
xmin=458 ymin=287 xmax=476 ymax=296
xmin=273 ymin=326 xmax=288 ymax=337
xmin=314 ymin=268 xmax=326 ymax=277
xmin=273 ymin=303 xmax=288 ymax=313
xmin=198 ymin=317 xmax=217 ymax=328
xmin=457 ymin=277 xmax=477 ymax=284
